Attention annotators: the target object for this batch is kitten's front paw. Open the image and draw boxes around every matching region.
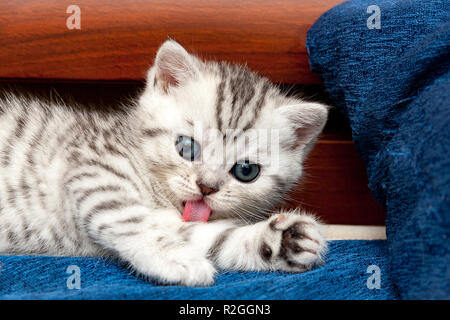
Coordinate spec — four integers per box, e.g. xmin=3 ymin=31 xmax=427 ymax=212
xmin=260 ymin=211 xmax=327 ymax=272
xmin=131 ymin=252 xmax=216 ymax=286
xmin=162 ymin=256 xmax=216 ymax=286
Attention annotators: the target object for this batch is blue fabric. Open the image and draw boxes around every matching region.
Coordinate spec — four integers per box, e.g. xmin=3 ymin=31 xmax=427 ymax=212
xmin=307 ymin=0 xmax=450 ymax=299
xmin=0 ymin=241 xmax=396 ymax=300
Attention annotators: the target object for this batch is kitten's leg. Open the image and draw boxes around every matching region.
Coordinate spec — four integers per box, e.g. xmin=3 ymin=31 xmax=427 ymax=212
xmin=82 ymin=204 xmax=218 ymax=286
xmin=218 ymin=211 xmax=327 ymax=272
xmin=65 ymin=162 xmax=219 ymax=285
xmin=188 ymin=210 xmax=327 ymax=273
xmin=78 ymin=184 xmax=324 ymax=285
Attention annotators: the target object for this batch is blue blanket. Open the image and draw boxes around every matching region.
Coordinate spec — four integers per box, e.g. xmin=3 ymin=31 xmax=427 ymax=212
xmin=307 ymin=0 xmax=450 ymax=299
xmin=0 ymin=241 xmax=396 ymax=300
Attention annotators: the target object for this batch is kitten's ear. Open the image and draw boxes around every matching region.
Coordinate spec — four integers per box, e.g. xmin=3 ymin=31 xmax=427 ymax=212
xmin=279 ymin=102 xmax=329 ymax=148
xmin=149 ymin=40 xmax=198 ymax=93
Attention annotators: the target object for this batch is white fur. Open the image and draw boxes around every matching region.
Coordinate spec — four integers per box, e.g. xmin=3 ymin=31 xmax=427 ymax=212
xmin=0 ymin=40 xmax=329 ymax=285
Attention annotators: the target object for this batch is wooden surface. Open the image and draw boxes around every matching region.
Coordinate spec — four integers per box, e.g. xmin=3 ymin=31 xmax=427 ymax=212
xmin=282 ymin=139 xmax=386 ymax=225
xmin=0 ymin=0 xmax=343 ymax=83
xmin=323 ymin=225 xmax=386 ymax=240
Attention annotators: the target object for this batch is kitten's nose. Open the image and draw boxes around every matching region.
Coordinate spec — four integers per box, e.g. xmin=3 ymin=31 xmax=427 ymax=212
xmin=196 ymin=182 xmax=218 ymax=196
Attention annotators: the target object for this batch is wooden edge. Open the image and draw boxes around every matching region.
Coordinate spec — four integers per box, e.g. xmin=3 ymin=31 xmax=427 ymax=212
xmin=0 ymin=0 xmax=344 ymax=83
xmin=322 ymin=225 xmax=387 ymax=240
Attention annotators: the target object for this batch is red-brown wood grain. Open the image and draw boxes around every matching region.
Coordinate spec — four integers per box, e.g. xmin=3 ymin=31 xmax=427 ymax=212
xmin=282 ymin=139 xmax=386 ymax=225
xmin=0 ymin=0 xmax=343 ymax=83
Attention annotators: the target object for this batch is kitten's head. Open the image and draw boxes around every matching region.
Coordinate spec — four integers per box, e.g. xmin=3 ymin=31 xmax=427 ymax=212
xmin=138 ymin=40 xmax=328 ymax=222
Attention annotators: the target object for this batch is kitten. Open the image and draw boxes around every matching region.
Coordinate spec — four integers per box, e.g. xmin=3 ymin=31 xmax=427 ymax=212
xmin=0 ymin=40 xmax=328 ymax=286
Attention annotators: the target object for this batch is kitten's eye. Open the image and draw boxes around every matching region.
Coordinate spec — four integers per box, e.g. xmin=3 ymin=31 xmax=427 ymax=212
xmin=175 ymin=136 xmax=200 ymax=161
xmin=231 ymin=160 xmax=260 ymax=183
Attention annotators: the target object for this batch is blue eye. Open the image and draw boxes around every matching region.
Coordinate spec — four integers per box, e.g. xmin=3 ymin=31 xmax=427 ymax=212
xmin=175 ymin=136 xmax=201 ymax=161
xmin=231 ymin=160 xmax=260 ymax=183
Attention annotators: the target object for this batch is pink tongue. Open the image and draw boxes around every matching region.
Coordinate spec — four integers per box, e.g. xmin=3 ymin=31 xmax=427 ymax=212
xmin=182 ymin=200 xmax=212 ymax=222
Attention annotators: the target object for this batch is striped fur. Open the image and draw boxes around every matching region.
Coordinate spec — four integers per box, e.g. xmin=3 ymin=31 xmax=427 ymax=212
xmin=0 ymin=40 xmax=329 ymax=285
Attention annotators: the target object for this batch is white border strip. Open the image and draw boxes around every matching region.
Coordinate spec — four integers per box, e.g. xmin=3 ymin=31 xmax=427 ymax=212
xmin=323 ymin=225 xmax=386 ymax=240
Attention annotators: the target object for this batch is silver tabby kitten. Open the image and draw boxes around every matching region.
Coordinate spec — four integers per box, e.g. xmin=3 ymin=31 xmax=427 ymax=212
xmin=0 ymin=40 xmax=328 ymax=286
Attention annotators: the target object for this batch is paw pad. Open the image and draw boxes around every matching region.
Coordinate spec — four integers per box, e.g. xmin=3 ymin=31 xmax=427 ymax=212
xmin=263 ymin=213 xmax=326 ymax=272
xmin=260 ymin=243 xmax=272 ymax=261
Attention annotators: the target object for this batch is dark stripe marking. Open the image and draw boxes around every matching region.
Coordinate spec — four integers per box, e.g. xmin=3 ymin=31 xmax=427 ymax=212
xmin=84 ymin=198 xmax=141 ymax=229
xmin=207 ymin=227 xmax=235 ymax=261
xmin=241 ymin=82 xmax=270 ymax=132
xmin=143 ymin=128 xmax=169 ymax=138
xmin=75 ymin=185 xmax=124 ymax=210
xmin=215 ymin=64 xmax=227 ymax=132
